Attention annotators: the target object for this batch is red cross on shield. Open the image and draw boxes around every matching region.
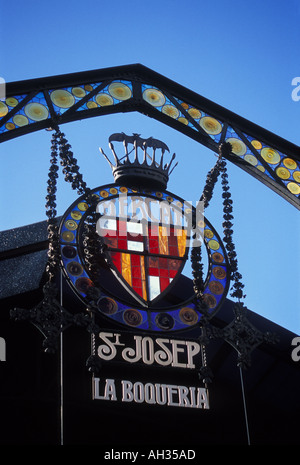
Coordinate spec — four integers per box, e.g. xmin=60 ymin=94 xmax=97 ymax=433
xmin=97 ymin=209 xmax=190 ymax=306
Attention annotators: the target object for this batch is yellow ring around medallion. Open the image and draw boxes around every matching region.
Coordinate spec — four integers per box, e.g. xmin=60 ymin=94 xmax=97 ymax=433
xmin=226 ymin=137 xmax=247 ymax=156
xmin=95 ymin=93 xmax=113 ymax=106
xmin=244 ymin=154 xmax=258 ymax=166
xmin=292 ymin=171 xmax=300 ymax=183
xmin=276 ymin=166 xmax=290 ymax=180
xmin=50 ymin=89 xmax=75 ymax=109
xmin=283 ymin=158 xmax=297 ymax=170
xmin=261 ymin=147 xmax=280 ymax=165
xmin=162 ymin=104 xmax=179 ymax=119
xmin=287 ymin=182 xmax=300 ymax=195
xmin=108 ymin=82 xmax=132 ymax=100
xmin=188 ymin=107 xmax=201 ymax=119
xmin=143 ymin=88 xmax=166 ymax=107
xmin=24 ymin=102 xmax=49 ymax=121
xmin=200 ymin=116 xmax=222 ymax=135
xmin=6 ymin=97 xmax=18 ymax=107
xmin=0 ymin=101 xmax=9 ymax=117
xmin=13 ymin=114 xmax=29 ymax=127
xmin=72 ymin=87 xmax=86 ymax=98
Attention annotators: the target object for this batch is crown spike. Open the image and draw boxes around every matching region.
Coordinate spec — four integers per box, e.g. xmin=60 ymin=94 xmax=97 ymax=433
xmin=99 ymin=147 xmax=114 ymax=168
xmin=108 ymin=142 xmax=119 ymax=165
xmin=167 ymin=153 xmax=176 ymax=173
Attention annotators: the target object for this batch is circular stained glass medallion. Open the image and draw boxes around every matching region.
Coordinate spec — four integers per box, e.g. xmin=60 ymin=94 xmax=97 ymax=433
xmin=59 ymin=184 xmax=230 ymax=332
xmin=143 ymin=88 xmax=166 ymax=107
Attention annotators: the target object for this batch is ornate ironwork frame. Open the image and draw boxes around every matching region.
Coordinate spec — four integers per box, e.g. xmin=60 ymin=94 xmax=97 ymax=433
xmin=1 ymin=64 xmax=299 ymax=209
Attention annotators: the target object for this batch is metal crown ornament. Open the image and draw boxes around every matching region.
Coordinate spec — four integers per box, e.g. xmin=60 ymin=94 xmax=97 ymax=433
xmin=99 ymin=132 xmax=178 ymax=190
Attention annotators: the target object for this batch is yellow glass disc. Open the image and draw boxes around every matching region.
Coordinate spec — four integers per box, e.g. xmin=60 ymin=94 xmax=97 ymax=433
xmin=212 ymin=266 xmax=227 ymax=280
xmin=283 ymin=158 xmax=297 ymax=170
xmin=200 ymin=116 xmax=222 ymax=135
xmin=95 ymin=93 xmax=113 ymax=106
xmin=87 ymin=101 xmax=98 ymax=109
xmin=13 ymin=114 xmax=28 ymax=127
xmin=292 ymin=171 xmax=300 ymax=183
xmin=244 ymin=154 xmax=258 ymax=166
xmin=287 ymin=182 xmax=300 ymax=195
xmin=212 ymin=252 xmax=224 ymax=263
xmin=179 ymin=307 xmax=198 ymax=325
xmin=143 ymin=88 xmax=166 ymax=107
xmin=50 ymin=89 xmax=75 ymax=108
xmin=204 ymin=229 xmax=214 ymax=239
xmin=0 ymin=101 xmax=8 ymax=117
xmin=203 ymin=294 xmax=217 ymax=308
xmin=100 ymin=190 xmax=109 ymax=198
xmin=256 ymin=165 xmax=265 ymax=172
xmin=251 ymin=140 xmax=262 ymax=150
xmin=71 ymin=210 xmax=82 ymax=220
xmin=209 ymin=281 xmax=224 ymax=295
xmin=84 ymin=84 xmax=93 ymax=92
xmin=276 ymin=166 xmax=290 ymax=180
xmin=62 ymin=231 xmax=75 ymax=242
xmin=6 ymin=97 xmax=18 ymax=107
xmin=162 ymin=104 xmax=179 ymax=119
xmin=108 ymin=82 xmax=132 ymax=100
xmin=24 ymin=102 xmax=49 ymax=121
xmin=5 ymin=122 xmax=15 ymax=130
xmin=77 ymin=202 xmax=89 ymax=211
xmin=181 ymin=102 xmax=189 ymax=110
xmin=261 ymin=147 xmax=280 ymax=165
xmin=178 ymin=116 xmax=188 ymax=125
xmin=65 ymin=220 xmax=78 ymax=230
xmin=226 ymin=137 xmax=247 ymax=156
xmin=72 ymin=87 xmax=86 ymax=98
xmin=188 ymin=107 xmax=201 ymax=119
xmin=208 ymin=239 xmax=220 ymax=250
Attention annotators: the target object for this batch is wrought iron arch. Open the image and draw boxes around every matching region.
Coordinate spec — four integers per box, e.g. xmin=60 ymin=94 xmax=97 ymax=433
xmin=1 ymin=63 xmax=300 ymax=209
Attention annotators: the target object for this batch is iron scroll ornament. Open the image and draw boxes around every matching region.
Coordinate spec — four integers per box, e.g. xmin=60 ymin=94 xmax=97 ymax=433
xmin=59 ymin=184 xmax=230 ymax=332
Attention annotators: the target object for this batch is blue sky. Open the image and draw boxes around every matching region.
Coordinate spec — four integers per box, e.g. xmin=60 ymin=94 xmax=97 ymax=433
xmin=1 ymin=0 xmax=300 ymax=334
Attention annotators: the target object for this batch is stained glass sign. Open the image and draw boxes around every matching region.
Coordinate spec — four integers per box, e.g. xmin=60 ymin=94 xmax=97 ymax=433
xmin=59 ymin=184 xmax=230 ymax=332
